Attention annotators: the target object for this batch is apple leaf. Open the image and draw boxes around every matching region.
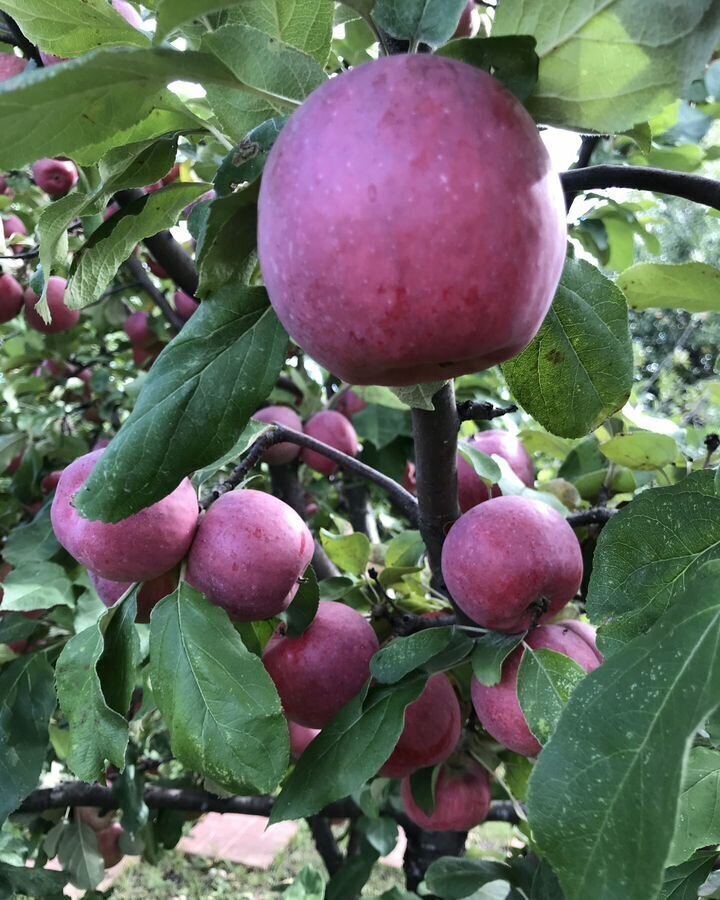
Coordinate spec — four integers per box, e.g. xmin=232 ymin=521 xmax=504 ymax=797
xmin=599 ymin=432 xmax=679 ymax=471
xmin=528 ymin=561 xmax=720 ymax=900
xmin=65 ymin=183 xmax=208 ymax=310
xmin=503 ymin=258 xmax=633 ymax=438
xmin=374 ymin=0 xmax=468 ymax=48
xmin=270 ymin=673 xmax=427 ymax=822
xmin=2 ymin=507 xmax=59 ymax=565
xmin=0 ymin=0 xmax=149 ymax=56
xmin=423 ymin=858 xmax=513 ymax=899
xmin=371 ymin=628 xmax=455 ymax=684
xmin=438 ymin=36 xmax=539 ymax=101
xmin=150 ymin=584 xmax=289 ymax=794
xmin=0 ymin=654 xmax=56 ymax=825
xmin=517 ymin=647 xmax=586 ymax=746
xmin=385 ymin=531 xmax=425 ymax=568
xmin=659 ymin=852 xmax=716 ymax=900
xmin=668 ymin=747 xmax=720 ymax=866
xmin=282 ymin=567 xmax=319 ymax=638
xmin=0 ymin=561 xmax=74 ymax=612
xmin=75 ymin=285 xmax=288 ymax=522
xmin=493 ymin=0 xmax=720 ymax=133
xmin=457 ymin=445 xmax=502 ymax=486
xmin=471 ymin=632 xmax=525 ymax=687
xmin=320 ymin=531 xmax=371 ymax=575
xmin=196 ymin=191 xmax=258 ymax=297
xmin=587 ymin=470 xmax=720 ymax=649
xmin=203 ymin=25 xmax=326 ymax=142
xmin=0 ymin=49 xmax=239 ymax=169
xmin=618 ymin=261 xmax=720 ymax=313
xmin=55 ymin=592 xmax=139 ymax=782
xmin=0 ymin=863 xmax=69 ymax=899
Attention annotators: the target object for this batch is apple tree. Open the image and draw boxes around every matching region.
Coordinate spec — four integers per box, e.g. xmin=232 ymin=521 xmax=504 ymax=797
xmin=0 ymin=1 xmax=719 ymax=899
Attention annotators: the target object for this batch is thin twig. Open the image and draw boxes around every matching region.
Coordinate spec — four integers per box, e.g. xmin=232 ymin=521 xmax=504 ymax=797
xmin=456 ymin=400 xmax=517 ymax=423
xmin=125 ymin=255 xmax=183 ymax=332
xmin=566 ymin=507 xmax=617 ymax=527
xmin=202 ymin=425 xmax=419 ymax=525
xmin=2 ymin=14 xmax=43 ymax=65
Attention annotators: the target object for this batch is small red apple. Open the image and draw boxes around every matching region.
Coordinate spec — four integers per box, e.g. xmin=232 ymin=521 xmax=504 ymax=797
xmin=401 ymin=756 xmax=491 ymax=831
xmin=32 ymin=159 xmax=79 ymax=198
xmin=301 ymin=411 xmax=359 ymax=476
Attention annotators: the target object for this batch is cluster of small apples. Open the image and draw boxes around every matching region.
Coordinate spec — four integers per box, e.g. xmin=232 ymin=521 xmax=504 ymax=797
xmin=0 ymin=273 xmax=79 ymax=333
xmin=252 ymin=404 xmax=359 ymax=476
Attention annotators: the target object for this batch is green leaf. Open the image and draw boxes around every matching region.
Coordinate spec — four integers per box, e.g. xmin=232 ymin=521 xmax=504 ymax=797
xmin=54 ymin=820 xmax=105 ymax=891
xmin=587 ymin=470 xmax=720 ymax=648
xmin=618 ymin=262 xmax=720 ymax=313
xmin=214 ymin=116 xmax=288 ymax=196
xmin=0 ymin=561 xmax=73 ymax=612
xmin=660 ymin=852 xmax=716 ymax=900
xmin=0 ymin=0 xmax=149 ymax=56
xmin=471 ymin=632 xmax=525 ymax=687
xmin=457 ymin=445 xmax=502 ymax=486
xmin=409 ymin=765 xmax=439 ymax=816
xmin=320 ymin=530 xmax=371 ymax=575
xmin=437 ymin=35 xmax=539 ymax=101
xmin=423 ymin=857 xmax=512 ymax=899
xmin=325 ymin=835 xmax=380 ymax=900
xmin=55 ymin=593 xmax=138 ymax=782
xmin=283 ymin=567 xmax=319 ymax=638
xmin=224 ymin=0 xmax=334 ymax=63
xmin=517 ymin=647 xmax=586 ymax=746
xmin=203 ymin=24 xmax=326 ymax=142
xmin=374 ymin=0 xmax=467 ymax=48
xmin=352 ymin=385 xmax=409 ymax=411
xmin=668 ymin=747 xmax=720 ymax=866
xmin=2 ymin=506 xmax=59 ymax=565
xmin=271 ymin=673 xmax=427 ymax=822
xmin=150 ymin=584 xmax=289 ymax=794
xmin=600 ymin=432 xmax=679 ymax=470
xmin=0 ymin=654 xmax=56 ymax=825
xmin=196 ymin=190 xmax=257 ymax=297
xmin=0 ymin=614 xmax=39 ymax=647
xmin=358 ymin=815 xmax=398 ymax=855
xmin=75 ymin=286 xmax=288 ymax=522
xmin=0 ymin=862 xmax=68 ymax=898
xmin=503 ymin=258 xmax=633 ymax=438
xmin=0 ymin=48 xmax=240 ymax=169
xmin=353 ymin=406 xmax=411 ymax=449
xmin=66 ymin=183 xmax=208 ymax=309
xmin=386 ymin=531 xmax=425 ymax=568
xmin=283 ymin=864 xmax=327 ymax=900
xmin=528 ymin=562 xmax=720 ymax=900
xmin=371 ymin=628 xmax=454 ymax=684
xmin=493 ymin=0 xmax=720 ymax=133
xmin=392 ymin=381 xmax=447 ymax=411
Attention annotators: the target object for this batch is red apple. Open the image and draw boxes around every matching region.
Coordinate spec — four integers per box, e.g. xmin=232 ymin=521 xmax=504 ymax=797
xmin=453 ymin=1 xmax=476 ymax=38
xmin=51 ymin=448 xmax=198 ymax=581
xmin=41 ymin=470 xmax=63 ymax=494
xmin=96 ymin=822 xmax=124 ymax=869
xmin=0 ymin=273 xmax=24 ymax=324
xmin=301 ymin=411 xmax=359 ymax=476
xmin=401 ymin=756 xmax=491 ymax=831
xmin=289 ymin=720 xmax=320 ymax=758
xmin=457 ymin=430 xmax=534 ymax=512
xmin=380 ymin=674 xmax=462 ymax=778
xmin=89 ymin=568 xmax=178 ymax=624
xmin=3 ymin=214 xmax=28 ymax=252
xmin=403 ymin=461 xmax=417 ymax=495
xmin=558 ymin=619 xmax=604 ymax=664
xmin=258 ymin=54 xmax=566 ymax=385
xmin=112 ymin=0 xmax=144 ymax=29
xmin=263 ymin=600 xmax=379 ymax=728
xmin=186 ymin=489 xmax=313 ymax=621
xmin=40 ymin=53 xmax=68 ymax=66
xmin=147 ymin=257 xmax=168 ymax=279
xmin=174 ymin=290 xmax=199 ymax=321
xmin=24 ymin=278 xmax=80 ymax=334
xmin=252 ymin=405 xmax=304 ymax=465
xmin=335 ymin=389 xmax=368 ymax=421
xmin=76 ymin=806 xmax=115 ymax=832
xmin=471 ymin=624 xmax=601 ymax=757
xmin=441 ymin=496 xmax=583 ymax=632
xmin=0 ymin=54 xmax=27 ymax=81
xmin=124 ymin=311 xmax=155 ymax=349
xmin=32 ymin=159 xmax=79 ymax=198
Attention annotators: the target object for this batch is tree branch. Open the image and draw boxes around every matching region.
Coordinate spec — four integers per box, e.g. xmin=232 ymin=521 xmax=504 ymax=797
xmin=2 ymin=14 xmax=43 ymax=65
xmin=566 ymin=507 xmax=617 ymax=528
xmin=411 ymin=383 xmax=461 ymax=589
xmin=565 ymin=135 xmax=602 ymax=212
xmin=125 ymin=256 xmax=183 ymax=332
xmin=202 ymin=425 xmax=419 ymax=525
xmin=307 ymin=816 xmax=345 ymax=876
xmin=456 ymin=400 xmax=517 ymax=423
xmin=561 ymin=165 xmax=720 ymax=213
xmin=115 ymin=190 xmax=199 ymax=296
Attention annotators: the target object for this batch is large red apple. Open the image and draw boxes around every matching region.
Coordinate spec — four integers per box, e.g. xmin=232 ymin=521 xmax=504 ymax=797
xmin=186 ymin=489 xmax=313 ymax=621
xmin=89 ymin=569 xmax=178 ymax=624
xmin=258 ymin=54 xmax=566 ymax=385
xmin=263 ymin=600 xmax=379 ymax=728
xmin=401 ymin=756 xmax=491 ymax=831
xmin=51 ymin=449 xmax=198 ymax=581
xmin=457 ymin=430 xmax=534 ymax=512
xmin=471 ymin=624 xmax=601 ymax=757
xmin=380 ymin=674 xmax=462 ymax=778
xmin=24 ymin=278 xmax=80 ymax=334
xmin=441 ymin=496 xmax=583 ymax=632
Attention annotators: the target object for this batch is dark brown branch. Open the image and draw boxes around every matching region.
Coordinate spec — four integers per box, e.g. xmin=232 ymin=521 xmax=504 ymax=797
xmin=16 ymin=783 xmax=519 ymax=826
xmin=411 ymin=383 xmax=461 ymax=589
xmin=202 ymin=425 xmax=419 ymax=525
xmin=342 ymin=480 xmax=379 ymax=542
xmin=566 ymin=507 xmax=617 ymax=528
xmin=561 ymin=165 xmax=720 ymax=213
xmin=456 ymin=400 xmax=517 ymax=423
xmin=307 ymin=816 xmax=344 ymax=876
xmin=388 ymin=610 xmax=457 ymax=636
xmin=125 ymin=255 xmax=183 ymax=332
xmin=2 ymin=14 xmax=43 ymax=65
xmin=115 ymin=190 xmax=199 ymax=296
xmin=565 ymin=135 xmax=602 ymax=211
